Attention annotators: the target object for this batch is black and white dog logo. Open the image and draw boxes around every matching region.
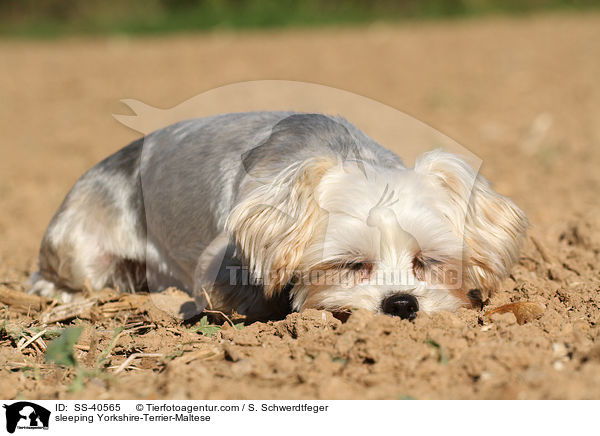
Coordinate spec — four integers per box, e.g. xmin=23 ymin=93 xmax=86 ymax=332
xmin=3 ymin=402 xmax=50 ymax=433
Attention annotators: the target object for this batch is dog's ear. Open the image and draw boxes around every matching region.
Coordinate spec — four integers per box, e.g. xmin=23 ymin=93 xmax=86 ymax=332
xmin=226 ymin=159 xmax=332 ymax=297
xmin=415 ymin=150 xmax=528 ymax=298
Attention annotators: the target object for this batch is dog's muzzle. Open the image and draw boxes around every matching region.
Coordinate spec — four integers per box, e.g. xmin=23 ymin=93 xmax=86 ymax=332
xmin=381 ymin=293 xmax=419 ymax=320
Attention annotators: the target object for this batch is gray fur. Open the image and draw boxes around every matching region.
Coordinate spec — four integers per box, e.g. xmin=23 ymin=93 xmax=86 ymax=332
xmin=31 ymin=112 xmax=404 ymax=318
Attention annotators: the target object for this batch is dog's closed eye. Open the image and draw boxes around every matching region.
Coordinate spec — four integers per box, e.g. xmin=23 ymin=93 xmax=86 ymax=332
xmin=346 ymin=260 xmax=371 ymax=271
xmin=339 ymin=260 xmax=374 ymax=281
xmin=412 ymin=256 xmax=425 ymax=281
xmin=412 ymin=254 xmax=443 ymax=282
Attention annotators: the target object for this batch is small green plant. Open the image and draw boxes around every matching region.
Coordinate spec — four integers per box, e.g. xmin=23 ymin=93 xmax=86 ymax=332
xmin=163 ymin=348 xmax=185 ymax=362
xmin=426 ymin=339 xmax=449 ymax=365
xmin=96 ymin=327 xmax=124 ymax=367
xmin=1 ymin=323 xmax=66 ymax=349
xmin=0 ymin=321 xmax=26 ymax=343
xmin=44 ymin=327 xmax=89 ymax=392
xmin=30 ymin=326 xmax=63 ymax=340
xmin=190 ymin=316 xmax=222 ymax=337
xmin=45 ymin=327 xmax=82 ymax=367
xmin=190 ymin=316 xmax=244 ymax=337
xmin=44 ymin=326 xmax=123 ymax=392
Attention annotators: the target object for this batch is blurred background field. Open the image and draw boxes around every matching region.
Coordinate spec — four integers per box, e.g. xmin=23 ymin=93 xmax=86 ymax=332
xmin=2 ymin=0 xmax=600 ymax=37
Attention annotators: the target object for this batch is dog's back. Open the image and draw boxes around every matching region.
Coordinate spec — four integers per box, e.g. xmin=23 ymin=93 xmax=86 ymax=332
xmin=29 ymin=111 xmax=401 ymax=303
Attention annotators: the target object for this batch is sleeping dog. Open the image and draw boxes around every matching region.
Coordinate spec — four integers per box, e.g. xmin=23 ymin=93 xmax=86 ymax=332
xmin=29 ymin=112 xmax=527 ymax=320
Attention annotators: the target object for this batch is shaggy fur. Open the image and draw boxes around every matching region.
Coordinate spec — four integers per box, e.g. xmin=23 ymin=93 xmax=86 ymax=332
xmin=29 ymin=112 xmax=528 ymax=320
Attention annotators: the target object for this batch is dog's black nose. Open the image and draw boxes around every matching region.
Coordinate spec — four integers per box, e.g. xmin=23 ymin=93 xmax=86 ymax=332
xmin=382 ymin=293 xmax=419 ymax=320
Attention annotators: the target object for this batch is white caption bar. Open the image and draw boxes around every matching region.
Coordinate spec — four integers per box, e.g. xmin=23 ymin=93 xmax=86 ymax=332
xmin=0 ymin=400 xmax=596 ymax=435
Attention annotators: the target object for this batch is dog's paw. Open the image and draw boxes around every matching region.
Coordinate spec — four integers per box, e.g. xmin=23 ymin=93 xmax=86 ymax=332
xmin=27 ymin=272 xmax=75 ymax=303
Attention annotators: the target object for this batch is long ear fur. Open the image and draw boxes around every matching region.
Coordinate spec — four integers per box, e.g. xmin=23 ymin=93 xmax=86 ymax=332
xmin=226 ymin=159 xmax=332 ymax=297
xmin=415 ymin=150 xmax=528 ymax=298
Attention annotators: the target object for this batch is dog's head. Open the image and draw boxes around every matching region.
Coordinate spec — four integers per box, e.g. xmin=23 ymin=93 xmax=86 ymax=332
xmin=226 ymin=149 xmax=527 ymax=319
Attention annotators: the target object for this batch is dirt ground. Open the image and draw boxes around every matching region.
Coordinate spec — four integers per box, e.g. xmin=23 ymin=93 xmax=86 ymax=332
xmin=1 ymin=12 xmax=600 ymax=399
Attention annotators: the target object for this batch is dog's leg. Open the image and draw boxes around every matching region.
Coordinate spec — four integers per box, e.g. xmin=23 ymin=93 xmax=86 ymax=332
xmin=26 ymin=271 xmax=74 ymax=302
xmin=30 ymin=167 xmax=147 ymax=299
xmin=192 ymin=232 xmax=291 ymax=321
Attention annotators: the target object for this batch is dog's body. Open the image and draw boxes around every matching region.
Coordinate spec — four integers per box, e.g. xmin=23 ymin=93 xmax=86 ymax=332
xmin=30 ymin=112 xmax=528 ymax=320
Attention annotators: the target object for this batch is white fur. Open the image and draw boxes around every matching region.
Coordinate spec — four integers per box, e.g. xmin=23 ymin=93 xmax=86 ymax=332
xmin=31 ymin=111 xmax=527 ymax=320
xmin=229 ymin=151 xmax=527 ymax=316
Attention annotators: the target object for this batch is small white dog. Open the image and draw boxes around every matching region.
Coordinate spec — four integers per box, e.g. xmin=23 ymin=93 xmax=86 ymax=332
xmin=29 ymin=112 xmax=527 ymax=320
